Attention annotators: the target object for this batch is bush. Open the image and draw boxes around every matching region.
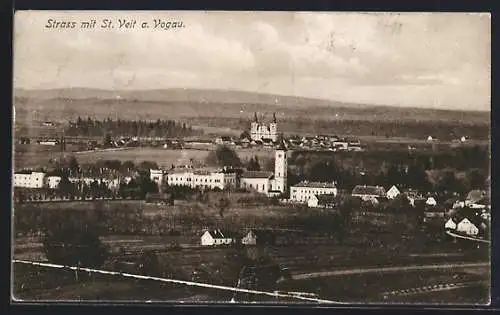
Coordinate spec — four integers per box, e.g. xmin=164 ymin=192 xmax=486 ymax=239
xmin=42 ymin=226 xmax=108 ymax=268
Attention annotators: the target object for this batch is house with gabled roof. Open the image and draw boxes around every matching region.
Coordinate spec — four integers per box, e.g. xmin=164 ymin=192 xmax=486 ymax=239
xmin=456 ymin=218 xmax=479 ymax=236
xmin=445 ymin=217 xmax=457 ymax=230
xmin=386 ymin=185 xmax=401 ymax=199
xmin=307 ymin=193 xmax=337 ymax=208
xmin=426 ymin=196 xmax=437 ymax=206
xmin=200 ymin=229 xmax=237 ymax=246
xmin=466 ymin=190 xmax=487 ymax=206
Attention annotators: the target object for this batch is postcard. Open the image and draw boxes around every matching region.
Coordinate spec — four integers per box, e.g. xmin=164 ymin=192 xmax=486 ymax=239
xmin=12 ymin=11 xmax=491 ymax=305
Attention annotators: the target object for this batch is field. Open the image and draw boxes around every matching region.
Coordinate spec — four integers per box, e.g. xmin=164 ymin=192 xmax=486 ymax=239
xmin=14 ymin=146 xmax=276 ymax=170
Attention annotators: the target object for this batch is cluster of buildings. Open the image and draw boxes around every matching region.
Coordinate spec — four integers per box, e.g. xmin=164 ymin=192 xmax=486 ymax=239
xmin=152 ymin=141 xmax=289 ymax=196
xmin=200 ymin=228 xmax=294 ymax=247
xmin=286 ymin=135 xmax=363 ymax=152
xmin=13 ymin=170 xmax=126 ymax=190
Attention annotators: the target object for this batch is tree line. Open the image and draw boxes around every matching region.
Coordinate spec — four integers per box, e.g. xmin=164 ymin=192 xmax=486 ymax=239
xmin=65 ymin=117 xmax=203 ymax=138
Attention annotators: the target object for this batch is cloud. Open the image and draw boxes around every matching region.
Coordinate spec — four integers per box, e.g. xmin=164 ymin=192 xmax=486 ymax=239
xmin=13 ymin=11 xmax=490 ymax=110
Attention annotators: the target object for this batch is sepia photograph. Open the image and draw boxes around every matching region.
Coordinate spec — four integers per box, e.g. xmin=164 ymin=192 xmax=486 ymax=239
xmin=11 ymin=11 xmax=491 ymax=305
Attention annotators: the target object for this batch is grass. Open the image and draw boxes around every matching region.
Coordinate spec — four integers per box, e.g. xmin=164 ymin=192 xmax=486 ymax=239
xmin=13 ymin=146 xmax=275 ymax=170
xmin=281 ymin=268 xmax=490 ymax=304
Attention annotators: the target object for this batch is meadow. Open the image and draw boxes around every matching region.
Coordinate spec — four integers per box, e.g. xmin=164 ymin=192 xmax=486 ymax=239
xmin=14 ymin=145 xmax=276 ymax=170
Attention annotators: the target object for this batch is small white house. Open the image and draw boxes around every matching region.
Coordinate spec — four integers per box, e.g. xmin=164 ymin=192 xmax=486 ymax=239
xmin=241 ymin=230 xmax=258 ymax=245
xmin=456 ymin=218 xmax=479 ymax=236
xmin=200 ymin=229 xmax=235 ymax=246
xmin=445 ymin=218 xmax=457 ymax=230
xmin=307 ymin=194 xmax=337 ymax=208
xmin=426 ymin=197 xmax=437 ymax=206
xmin=386 ymin=185 xmax=401 ymax=200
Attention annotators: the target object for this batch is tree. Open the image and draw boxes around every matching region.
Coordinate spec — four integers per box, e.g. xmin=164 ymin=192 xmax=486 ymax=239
xmin=240 ymin=130 xmax=251 ymax=140
xmin=218 ymin=197 xmax=230 ymax=218
xmin=139 ymin=251 xmax=161 ymax=276
xmin=42 ymin=225 xmax=108 ymax=268
xmin=103 ymin=133 xmax=113 ymax=148
xmin=246 ymin=156 xmax=261 ymax=171
xmin=205 ymin=146 xmax=241 ymax=167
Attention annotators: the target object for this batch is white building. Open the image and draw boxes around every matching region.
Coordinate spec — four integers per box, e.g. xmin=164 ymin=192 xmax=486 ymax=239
xmin=307 ymin=193 xmax=337 ymax=208
xmin=167 ymin=168 xmax=237 ymax=190
xmin=456 ymin=218 xmax=479 ymax=236
xmin=290 ymin=181 xmax=338 ymax=204
xmin=386 ymin=185 xmax=401 ymax=199
xmin=240 ymin=142 xmax=288 ymax=196
xmin=46 ymin=176 xmax=62 ymax=189
xmin=150 ymin=169 xmax=165 ymax=185
xmin=445 ymin=218 xmax=457 ymax=230
xmin=13 ymin=171 xmax=46 ymax=188
xmin=250 ymin=112 xmax=278 ymax=142
xmin=200 ymin=230 xmax=235 ymax=246
xmin=426 ymin=197 xmax=437 ymax=206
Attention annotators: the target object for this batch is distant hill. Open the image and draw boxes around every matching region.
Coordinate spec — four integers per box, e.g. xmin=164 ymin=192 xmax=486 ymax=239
xmin=13 ymin=88 xmax=490 ymax=125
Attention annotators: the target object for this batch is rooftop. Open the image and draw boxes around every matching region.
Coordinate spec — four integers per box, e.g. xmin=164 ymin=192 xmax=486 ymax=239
xmin=352 ymin=185 xmax=386 ymax=197
xmin=316 ymin=194 xmax=338 ymax=203
xmin=241 ymin=171 xmax=274 ymax=179
xmin=294 ymin=181 xmax=336 ymax=188
xmin=206 ymin=229 xmax=235 ymax=239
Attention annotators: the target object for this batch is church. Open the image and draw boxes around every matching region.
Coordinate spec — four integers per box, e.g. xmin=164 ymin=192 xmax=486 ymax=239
xmin=240 ymin=141 xmax=288 ymax=196
xmin=250 ymin=112 xmax=278 ymax=142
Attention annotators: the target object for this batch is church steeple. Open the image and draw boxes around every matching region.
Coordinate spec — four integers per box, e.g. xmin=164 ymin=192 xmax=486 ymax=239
xmin=272 ymin=112 xmax=277 ymax=123
xmin=254 ymin=112 xmax=258 ymax=122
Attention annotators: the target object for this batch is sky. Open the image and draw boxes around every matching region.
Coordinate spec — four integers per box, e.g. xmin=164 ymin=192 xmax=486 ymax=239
xmin=13 ymin=11 xmax=491 ymax=111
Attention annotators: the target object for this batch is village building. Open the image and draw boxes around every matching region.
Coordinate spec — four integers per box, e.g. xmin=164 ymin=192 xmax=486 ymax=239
xmin=13 ymin=171 xmax=46 ymax=188
xmin=166 ymin=168 xmax=238 ymax=190
xmin=426 ymin=196 xmax=437 ymax=206
xmin=250 ymin=112 xmax=278 ymax=142
xmin=290 ymin=181 xmax=338 ymax=204
xmin=465 ymin=190 xmax=488 ymax=207
xmin=38 ymin=139 xmax=59 ymax=146
xmin=240 ymin=171 xmax=274 ymax=194
xmin=386 ymin=185 xmax=401 ymax=199
xmin=241 ymin=230 xmax=277 ymax=246
xmin=445 ymin=218 xmax=457 ymax=230
xmin=46 ymin=176 xmax=62 ymax=189
xmin=351 ymin=185 xmax=386 ymax=201
xmin=240 ymin=142 xmax=288 ymax=196
xmin=456 ymin=218 xmax=479 ymax=236
xmin=307 ymin=193 xmax=337 ymax=208
xmin=200 ymin=229 xmax=236 ymax=246
xmin=150 ymin=169 xmax=165 ymax=186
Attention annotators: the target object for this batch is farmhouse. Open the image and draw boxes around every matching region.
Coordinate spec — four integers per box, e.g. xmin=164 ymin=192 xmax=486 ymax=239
xmin=425 ymin=197 xmax=437 ymax=206
xmin=13 ymin=171 xmax=46 ymax=188
xmin=351 ymin=185 xmax=386 ymax=201
xmin=307 ymin=193 xmax=337 ymax=208
xmin=250 ymin=112 xmax=278 ymax=142
xmin=456 ymin=218 xmax=479 ymax=236
xmin=241 ymin=230 xmax=277 ymax=246
xmin=386 ymin=185 xmax=401 ymax=199
xmin=465 ymin=190 xmax=488 ymax=206
xmin=290 ymin=181 xmax=338 ymax=204
xmin=445 ymin=218 xmax=457 ymax=230
xmin=200 ymin=229 xmax=236 ymax=246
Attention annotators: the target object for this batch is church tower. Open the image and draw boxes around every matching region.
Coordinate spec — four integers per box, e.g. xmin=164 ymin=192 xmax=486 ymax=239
xmin=274 ymin=140 xmax=288 ymax=194
xmin=269 ymin=112 xmax=278 ymax=142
